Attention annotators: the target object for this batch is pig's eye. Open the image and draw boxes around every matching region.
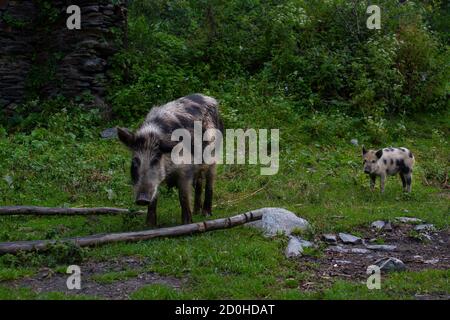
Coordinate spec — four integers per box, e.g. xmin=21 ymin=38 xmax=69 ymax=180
xmin=150 ymin=157 xmax=159 ymax=166
xmin=372 ymin=160 xmax=376 ymax=163
xmin=132 ymin=157 xmax=140 ymax=167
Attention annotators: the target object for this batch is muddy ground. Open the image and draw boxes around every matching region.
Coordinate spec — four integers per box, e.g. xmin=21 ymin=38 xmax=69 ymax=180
xmin=296 ymin=223 xmax=449 ymax=299
xmin=6 ymin=257 xmax=186 ymax=300
xmin=4 ymin=223 xmax=449 ymax=300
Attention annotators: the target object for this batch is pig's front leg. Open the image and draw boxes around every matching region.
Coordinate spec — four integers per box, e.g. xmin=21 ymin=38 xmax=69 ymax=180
xmin=146 ymin=197 xmax=158 ymax=227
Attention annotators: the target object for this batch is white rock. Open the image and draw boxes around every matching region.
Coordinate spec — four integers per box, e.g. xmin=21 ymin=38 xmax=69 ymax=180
xmin=338 ymin=233 xmax=362 ymax=244
xmin=350 ymin=139 xmax=358 ymax=146
xmin=414 ymin=224 xmax=435 ymax=232
xmin=395 ymin=217 xmax=423 ymax=224
xmin=371 ymin=220 xmax=386 ymax=230
xmin=247 ymin=208 xmax=310 ymax=237
xmin=285 ymin=237 xmax=314 ymax=258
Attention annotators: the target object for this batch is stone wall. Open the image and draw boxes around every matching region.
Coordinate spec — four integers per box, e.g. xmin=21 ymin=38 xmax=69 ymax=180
xmin=0 ymin=0 xmax=127 ymax=115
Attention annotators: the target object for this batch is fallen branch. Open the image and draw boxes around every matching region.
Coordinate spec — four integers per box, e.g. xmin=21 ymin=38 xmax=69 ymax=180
xmin=0 ymin=206 xmax=145 ymax=216
xmin=0 ymin=211 xmax=262 ymax=254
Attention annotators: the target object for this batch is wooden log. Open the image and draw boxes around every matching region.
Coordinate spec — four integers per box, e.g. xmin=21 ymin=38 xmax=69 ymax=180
xmin=0 ymin=211 xmax=262 ymax=254
xmin=0 ymin=206 xmax=145 ymax=216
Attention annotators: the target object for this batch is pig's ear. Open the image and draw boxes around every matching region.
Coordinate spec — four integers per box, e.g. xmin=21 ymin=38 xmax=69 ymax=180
xmin=117 ymin=127 xmax=135 ymax=148
xmin=159 ymin=139 xmax=177 ymax=154
xmin=375 ymin=149 xmax=383 ymax=159
xmin=362 ymin=146 xmax=367 ymax=155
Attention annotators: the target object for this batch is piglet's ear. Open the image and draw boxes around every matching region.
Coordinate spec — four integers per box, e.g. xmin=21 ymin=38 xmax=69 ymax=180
xmin=375 ymin=149 xmax=383 ymax=159
xmin=362 ymin=146 xmax=367 ymax=155
xmin=117 ymin=127 xmax=135 ymax=148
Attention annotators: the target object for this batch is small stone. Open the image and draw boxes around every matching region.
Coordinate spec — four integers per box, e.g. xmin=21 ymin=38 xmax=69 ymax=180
xmin=338 ymin=233 xmax=362 ymax=244
xmin=350 ymin=139 xmax=358 ymax=146
xmin=335 ymin=260 xmax=352 ymax=265
xmin=383 ymin=222 xmax=393 ymax=231
xmin=350 ymin=248 xmax=370 ymax=254
xmin=322 ymin=234 xmax=337 ymax=244
xmin=423 ymin=258 xmax=439 ymax=265
xmin=371 ymin=221 xmax=386 ymax=230
xmin=285 ymin=237 xmax=314 ymax=258
xmin=395 ymin=217 xmax=423 ymax=224
xmin=365 ymin=244 xmax=397 ymax=251
xmin=101 ymin=127 xmax=117 ymax=139
xmin=375 ymin=257 xmax=406 ymax=273
xmin=414 ymin=224 xmax=435 ymax=232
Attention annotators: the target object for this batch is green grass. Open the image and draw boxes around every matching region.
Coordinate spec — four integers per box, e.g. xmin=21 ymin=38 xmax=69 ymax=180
xmin=0 ymin=98 xmax=448 ymax=300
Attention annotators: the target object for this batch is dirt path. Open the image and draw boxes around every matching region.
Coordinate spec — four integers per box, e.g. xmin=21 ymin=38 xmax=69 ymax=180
xmin=6 ymin=257 xmax=186 ymax=300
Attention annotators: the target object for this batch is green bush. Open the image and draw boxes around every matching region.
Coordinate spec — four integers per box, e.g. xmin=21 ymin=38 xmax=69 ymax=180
xmin=107 ymin=0 xmax=448 ymax=121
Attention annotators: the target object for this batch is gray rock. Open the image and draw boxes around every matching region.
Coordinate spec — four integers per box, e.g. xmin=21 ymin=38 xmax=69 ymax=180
xmin=414 ymin=224 xmax=435 ymax=232
xmin=326 ymin=245 xmax=348 ymax=253
xmin=101 ymin=127 xmax=117 ymax=139
xmin=371 ymin=221 xmax=386 ymax=230
xmin=383 ymin=222 xmax=393 ymax=231
xmin=395 ymin=217 xmax=423 ymax=224
xmin=338 ymin=233 xmax=362 ymax=244
xmin=375 ymin=257 xmax=406 ymax=273
xmin=247 ymin=208 xmax=310 ymax=237
xmin=350 ymin=139 xmax=358 ymax=146
xmin=83 ymin=58 xmax=106 ymax=72
xmin=285 ymin=237 xmax=314 ymax=258
xmin=322 ymin=234 xmax=337 ymax=244
xmin=423 ymin=258 xmax=439 ymax=265
xmin=365 ymin=244 xmax=397 ymax=251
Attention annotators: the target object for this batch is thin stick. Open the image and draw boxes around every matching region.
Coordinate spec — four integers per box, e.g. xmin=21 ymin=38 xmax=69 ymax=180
xmin=0 ymin=206 xmax=145 ymax=216
xmin=214 ymin=184 xmax=267 ymax=207
xmin=0 ymin=211 xmax=263 ymax=254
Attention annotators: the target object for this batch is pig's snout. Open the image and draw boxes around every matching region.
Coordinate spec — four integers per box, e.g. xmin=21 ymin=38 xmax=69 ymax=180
xmin=136 ymin=193 xmax=151 ymax=206
xmin=364 ymin=168 xmax=371 ymax=174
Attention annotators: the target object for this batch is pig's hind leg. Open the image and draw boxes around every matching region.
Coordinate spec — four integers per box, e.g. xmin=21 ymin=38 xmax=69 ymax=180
xmin=193 ymin=174 xmax=204 ymax=215
xmin=203 ymin=165 xmax=216 ymax=216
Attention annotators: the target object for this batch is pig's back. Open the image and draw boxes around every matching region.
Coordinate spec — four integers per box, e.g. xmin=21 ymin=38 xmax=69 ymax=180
xmin=144 ymin=94 xmax=221 ymax=135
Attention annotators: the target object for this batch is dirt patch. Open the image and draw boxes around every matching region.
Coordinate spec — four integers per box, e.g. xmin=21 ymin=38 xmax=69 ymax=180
xmin=296 ymin=224 xmax=449 ymax=297
xmin=5 ymin=257 xmax=186 ymax=300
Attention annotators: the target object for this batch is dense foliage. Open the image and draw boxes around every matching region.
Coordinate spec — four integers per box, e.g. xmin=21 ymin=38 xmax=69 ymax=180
xmin=108 ymin=0 xmax=448 ymax=121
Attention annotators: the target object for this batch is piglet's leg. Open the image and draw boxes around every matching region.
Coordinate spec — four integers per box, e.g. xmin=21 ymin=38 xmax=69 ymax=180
xmin=400 ymin=173 xmax=407 ymax=192
xmin=380 ymin=174 xmax=386 ymax=193
xmin=405 ymin=173 xmax=412 ymax=193
xmin=370 ymin=175 xmax=376 ymax=191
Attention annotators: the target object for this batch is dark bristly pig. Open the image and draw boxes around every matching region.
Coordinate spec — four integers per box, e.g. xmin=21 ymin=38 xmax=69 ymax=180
xmin=362 ymin=146 xmax=415 ymax=193
xmin=117 ymin=94 xmax=224 ymax=226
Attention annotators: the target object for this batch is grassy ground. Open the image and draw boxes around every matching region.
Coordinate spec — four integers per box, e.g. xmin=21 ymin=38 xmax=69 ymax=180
xmin=0 ymin=96 xmax=448 ymax=299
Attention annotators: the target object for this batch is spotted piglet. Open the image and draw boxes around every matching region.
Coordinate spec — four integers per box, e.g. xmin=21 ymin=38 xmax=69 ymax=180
xmin=362 ymin=146 xmax=415 ymax=193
